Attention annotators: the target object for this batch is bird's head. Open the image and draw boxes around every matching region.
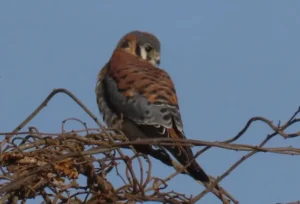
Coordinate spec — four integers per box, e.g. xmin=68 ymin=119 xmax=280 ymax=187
xmin=116 ymin=30 xmax=161 ymax=66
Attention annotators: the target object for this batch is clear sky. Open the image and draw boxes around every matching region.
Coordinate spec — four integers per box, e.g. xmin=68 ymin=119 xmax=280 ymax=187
xmin=1 ymin=1 xmax=300 ymax=204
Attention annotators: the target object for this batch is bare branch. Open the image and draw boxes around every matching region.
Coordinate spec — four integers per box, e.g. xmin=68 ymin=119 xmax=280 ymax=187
xmin=1 ymin=88 xmax=299 ymax=203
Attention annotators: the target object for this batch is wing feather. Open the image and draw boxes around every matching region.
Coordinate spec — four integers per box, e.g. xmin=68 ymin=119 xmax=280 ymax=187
xmin=104 ymin=49 xmax=184 ymax=135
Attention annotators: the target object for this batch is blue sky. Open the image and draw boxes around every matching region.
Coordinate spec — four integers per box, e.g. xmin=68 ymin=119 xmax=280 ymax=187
xmin=1 ymin=1 xmax=300 ymax=203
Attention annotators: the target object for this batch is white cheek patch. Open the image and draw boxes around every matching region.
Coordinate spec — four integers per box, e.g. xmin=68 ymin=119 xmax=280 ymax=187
xmin=149 ymin=59 xmax=156 ymax=66
xmin=140 ymin=47 xmax=148 ymax=60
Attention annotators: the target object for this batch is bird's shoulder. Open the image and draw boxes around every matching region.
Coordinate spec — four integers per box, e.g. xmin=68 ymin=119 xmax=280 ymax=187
xmin=106 ymin=49 xmax=179 ymax=107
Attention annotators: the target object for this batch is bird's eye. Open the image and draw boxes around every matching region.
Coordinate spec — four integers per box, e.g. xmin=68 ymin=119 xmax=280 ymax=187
xmin=145 ymin=45 xmax=152 ymax=52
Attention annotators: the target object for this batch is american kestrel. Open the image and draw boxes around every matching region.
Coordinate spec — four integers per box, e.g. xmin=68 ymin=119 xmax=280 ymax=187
xmin=95 ymin=31 xmax=210 ymax=183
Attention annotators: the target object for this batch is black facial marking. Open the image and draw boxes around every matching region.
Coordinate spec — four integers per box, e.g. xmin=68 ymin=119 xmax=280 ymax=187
xmin=120 ymin=40 xmax=129 ymax=48
xmin=135 ymin=44 xmax=141 ymax=57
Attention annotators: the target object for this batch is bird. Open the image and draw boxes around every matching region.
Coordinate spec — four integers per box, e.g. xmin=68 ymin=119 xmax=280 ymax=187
xmin=95 ymin=30 xmax=210 ymax=183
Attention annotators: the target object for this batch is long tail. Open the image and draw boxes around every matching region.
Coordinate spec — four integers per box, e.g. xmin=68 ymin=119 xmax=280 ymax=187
xmin=167 ymin=145 xmax=210 ymax=183
xmin=167 ymin=128 xmax=210 ymax=183
xmin=123 ymin=119 xmax=210 ymax=183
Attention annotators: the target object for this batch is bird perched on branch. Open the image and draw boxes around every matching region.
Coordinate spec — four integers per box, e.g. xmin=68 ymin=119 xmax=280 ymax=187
xmin=95 ymin=30 xmax=210 ymax=183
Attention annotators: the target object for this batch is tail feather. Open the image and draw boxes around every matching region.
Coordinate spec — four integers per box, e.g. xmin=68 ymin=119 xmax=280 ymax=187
xmin=123 ymin=119 xmax=210 ymax=183
xmin=167 ymin=126 xmax=210 ymax=183
xmin=186 ymin=159 xmax=210 ymax=182
xmin=167 ymin=146 xmax=210 ymax=183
